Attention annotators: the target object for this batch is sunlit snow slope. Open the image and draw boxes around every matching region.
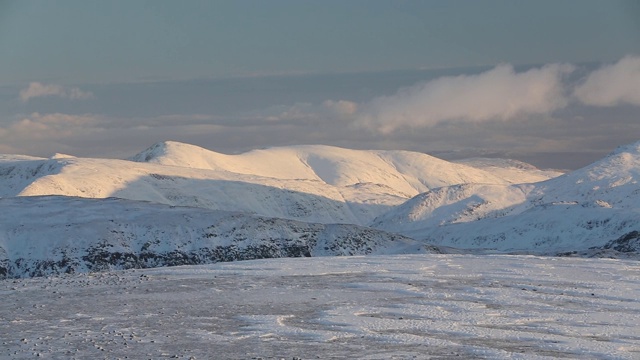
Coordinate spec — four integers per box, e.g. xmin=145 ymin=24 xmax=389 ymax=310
xmin=0 ymin=142 xmax=558 ymax=225
xmin=130 ymin=141 xmax=526 ymax=192
xmin=373 ymin=141 xmax=640 ymax=254
xmin=454 ymin=157 xmax=563 ymax=183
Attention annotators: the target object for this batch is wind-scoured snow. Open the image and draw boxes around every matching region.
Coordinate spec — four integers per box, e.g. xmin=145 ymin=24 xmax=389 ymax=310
xmin=2 ymin=255 xmax=639 ymax=359
xmin=373 ymin=140 xmax=640 ymax=254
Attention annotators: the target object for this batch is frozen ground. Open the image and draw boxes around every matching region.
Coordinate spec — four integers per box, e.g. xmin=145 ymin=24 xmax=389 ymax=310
xmin=2 ymin=254 xmax=639 ymax=359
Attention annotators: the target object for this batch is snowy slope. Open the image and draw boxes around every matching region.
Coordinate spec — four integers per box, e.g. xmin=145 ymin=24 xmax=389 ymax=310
xmin=454 ymin=157 xmax=564 ymax=183
xmin=413 ymin=205 xmax=640 ymax=254
xmin=130 ymin=141 xmax=552 ymax=192
xmin=0 ymin=142 xmax=558 ymax=225
xmin=370 ymin=183 xmax=533 ymax=231
xmin=0 ymin=196 xmax=434 ymax=279
xmin=4 ymin=140 xmax=635 ymax=258
xmin=0 ymin=156 xmax=406 ymax=224
xmin=529 ymin=140 xmax=640 ymax=209
xmin=373 ymin=140 xmax=640 ymax=254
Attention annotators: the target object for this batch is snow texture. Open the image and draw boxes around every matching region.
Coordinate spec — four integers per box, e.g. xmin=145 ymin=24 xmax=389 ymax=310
xmin=2 ymin=254 xmax=639 ymax=359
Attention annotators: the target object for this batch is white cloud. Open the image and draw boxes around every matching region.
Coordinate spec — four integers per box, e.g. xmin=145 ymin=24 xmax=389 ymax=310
xmin=19 ymin=82 xmax=93 ymax=102
xmin=0 ymin=112 xmax=227 ymax=156
xmin=354 ymin=63 xmax=574 ymax=133
xmin=573 ymin=55 xmax=640 ymax=107
xmin=6 ymin=113 xmax=101 ymax=140
xmin=322 ymin=100 xmax=358 ymax=116
xmin=247 ymin=102 xmax=349 ymax=123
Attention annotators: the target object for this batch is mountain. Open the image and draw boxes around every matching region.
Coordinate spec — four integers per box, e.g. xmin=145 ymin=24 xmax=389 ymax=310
xmin=7 ymin=139 xmax=632 ymax=274
xmin=370 ymin=183 xmax=532 ymax=231
xmin=0 ymin=196 xmax=436 ymax=279
xmin=528 ymin=140 xmax=640 ymax=209
xmin=130 ymin=141 xmax=524 ymax=191
xmin=0 ymin=142 xmax=558 ymax=225
xmin=372 ymin=140 xmax=640 ymax=255
xmin=453 ymin=157 xmax=563 ymax=183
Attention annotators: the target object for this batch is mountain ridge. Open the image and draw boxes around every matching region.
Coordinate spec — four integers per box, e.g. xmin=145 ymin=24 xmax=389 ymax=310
xmin=2 ymin=140 xmax=639 ymax=278
xmin=372 ymin=140 xmax=640 ymax=253
xmin=1 ymin=141 xmax=559 ymax=226
xmin=0 ymin=196 xmax=436 ymax=279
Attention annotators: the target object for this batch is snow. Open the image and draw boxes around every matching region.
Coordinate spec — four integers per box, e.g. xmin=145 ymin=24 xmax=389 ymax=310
xmin=0 ymin=196 xmax=432 ymax=279
xmin=371 ymin=183 xmax=533 ymax=231
xmin=454 ymin=157 xmax=564 ymax=184
xmin=373 ymin=140 xmax=640 ymax=253
xmin=2 ymin=254 xmax=639 ymax=359
xmin=1 ymin=140 xmax=638 ymax=258
xmin=531 ymin=140 xmax=640 ymax=209
xmin=130 ymin=141 xmax=526 ymax=191
xmin=1 ymin=140 xmax=639 ymax=358
xmin=0 ymin=141 xmax=560 ymax=226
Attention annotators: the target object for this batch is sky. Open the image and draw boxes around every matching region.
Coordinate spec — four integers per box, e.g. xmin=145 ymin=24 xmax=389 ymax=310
xmin=1 ymin=0 xmax=639 ymax=169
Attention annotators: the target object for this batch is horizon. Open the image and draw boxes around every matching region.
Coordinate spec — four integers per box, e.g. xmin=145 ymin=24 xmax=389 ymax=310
xmin=1 ymin=1 xmax=639 ymax=170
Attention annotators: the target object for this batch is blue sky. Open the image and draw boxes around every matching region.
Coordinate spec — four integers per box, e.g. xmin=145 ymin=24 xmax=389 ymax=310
xmin=0 ymin=1 xmax=639 ymax=168
xmin=2 ymin=0 xmax=638 ymax=83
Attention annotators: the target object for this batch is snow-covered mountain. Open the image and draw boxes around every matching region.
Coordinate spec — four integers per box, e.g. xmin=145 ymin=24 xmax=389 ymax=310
xmin=0 ymin=142 xmax=557 ymax=225
xmin=132 ymin=142 xmax=506 ymax=190
xmin=0 ymin=196 xmax=435 ymax=279
xmin=370 ymin=183 xmax=533 ymax=231
xmin=454 ymin=157 xmax=563 ymax=183
xmin=4 ymin=140 xmax=638 ymax=277
xmin=372 ymin=140 xmax=640 ymax=255
xmin=131 ymin=141 xmax=547 ymax=190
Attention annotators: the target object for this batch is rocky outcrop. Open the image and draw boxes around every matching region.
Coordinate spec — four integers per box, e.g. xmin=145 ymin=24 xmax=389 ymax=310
xmin=603 ymin=231 xmax=640 ymax=253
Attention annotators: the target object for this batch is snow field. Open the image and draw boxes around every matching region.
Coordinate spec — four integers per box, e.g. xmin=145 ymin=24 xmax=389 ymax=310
xmin=2 ymin=254 xmax=639 ymax=359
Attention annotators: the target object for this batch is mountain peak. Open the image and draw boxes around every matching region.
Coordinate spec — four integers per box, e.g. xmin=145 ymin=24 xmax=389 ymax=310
xmin=130 ymin=141 xmax=222 ymax=166
xmin=607 ymin=139 xmax=640 ymax=157
xmin=50 ymin=153 xmax=76 ymax=159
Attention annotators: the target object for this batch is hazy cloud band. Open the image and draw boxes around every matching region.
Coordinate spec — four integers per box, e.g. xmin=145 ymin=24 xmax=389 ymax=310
xmin=20 ymin=82 xmax=93 ymax=102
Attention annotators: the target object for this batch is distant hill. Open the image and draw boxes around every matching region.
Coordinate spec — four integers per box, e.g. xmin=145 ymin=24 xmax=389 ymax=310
xmin=4 ymin=140 xmax=638 ymax=278
xmin=0 ymin=196 xmax=435 ymax=279
xmin=372 ymin=140 xmax=640 ymax=255
xmin=0 ymin=142 xmax=557 ymax=225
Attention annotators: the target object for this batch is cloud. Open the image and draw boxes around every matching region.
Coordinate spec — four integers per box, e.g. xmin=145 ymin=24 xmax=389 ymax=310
xmin=2 ymin=57 xmax=638 ymax=169
xmin=353 ymin=63 xmax=574 ymax=133
xmin=322 ymin=100 xmax=358 ymax=116
xmin=244 ymin=101 xmax=357 ymax=124
xmin=19 ymin=82 xmax=93 ymax=102
xmin=6 ymin=113 xmax=101 ymax=140
xmin=0 ymin=112 xmax=227 ymax=157
xmin=573 ymin=55 xmax=640 ymax=107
